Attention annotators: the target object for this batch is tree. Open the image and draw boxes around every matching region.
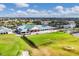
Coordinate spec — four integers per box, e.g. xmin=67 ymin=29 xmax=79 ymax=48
xmin=32 ymin=20 xmax=42 ymax=25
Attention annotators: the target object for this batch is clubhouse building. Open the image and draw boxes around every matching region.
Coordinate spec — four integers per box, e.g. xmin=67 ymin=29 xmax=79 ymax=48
xmin=16 ymin=24 xmax=57 ymax=34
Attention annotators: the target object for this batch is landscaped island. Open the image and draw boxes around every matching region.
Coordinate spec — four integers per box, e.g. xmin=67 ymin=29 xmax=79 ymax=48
xmin=0 ymin=32 xmax=79 ymax=56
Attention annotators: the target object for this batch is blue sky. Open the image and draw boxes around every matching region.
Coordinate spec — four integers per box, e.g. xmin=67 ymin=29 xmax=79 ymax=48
xmin=0 ymin=3 xmax=79 ymax=17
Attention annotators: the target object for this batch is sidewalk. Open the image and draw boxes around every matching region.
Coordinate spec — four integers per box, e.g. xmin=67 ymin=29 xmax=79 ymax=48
xmin=20 ymin=50 xmax=30 ymax=56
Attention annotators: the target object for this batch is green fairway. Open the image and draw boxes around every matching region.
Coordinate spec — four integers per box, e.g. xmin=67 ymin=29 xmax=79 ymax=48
xmin=27 ymin=32 xmax=79 ymax=56
xmin=27 ymin=32 xmax=77 ymax=46
xmin=0 ymin=34 xmax=31 ymax=56
xmin=1 ymin=32 xmax=79 ymax=56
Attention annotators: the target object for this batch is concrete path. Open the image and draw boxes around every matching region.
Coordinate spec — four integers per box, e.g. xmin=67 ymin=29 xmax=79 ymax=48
xmin=20 ymin=50 xmax=30 ymax=56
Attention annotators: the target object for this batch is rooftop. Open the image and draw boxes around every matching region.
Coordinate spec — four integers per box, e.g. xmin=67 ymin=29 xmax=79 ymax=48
xmin=17 ymin=24 xmax=55 ymax=32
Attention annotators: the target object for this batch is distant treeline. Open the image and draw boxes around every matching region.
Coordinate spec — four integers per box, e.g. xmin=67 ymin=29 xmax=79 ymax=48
xmin=0 ymin=17 xmax=79 ymax=29
xmin=0 ymin=17 xmax=79 ymax=21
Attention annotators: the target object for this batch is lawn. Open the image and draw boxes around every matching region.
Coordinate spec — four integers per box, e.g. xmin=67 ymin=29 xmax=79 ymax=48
xmin=1 ymin=32 xmax=79 ymax=56
xmin=0 ymin=34 xmax=31 ymax=56
xmin=27 ymin=32 xmax=79 ymax=56
xmin=27 ymin=32 xmax=77 ymax=46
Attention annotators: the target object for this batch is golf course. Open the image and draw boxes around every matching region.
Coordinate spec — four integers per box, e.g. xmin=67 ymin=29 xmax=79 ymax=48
xmin=0 ymin=32 xmax=79 ymax=56
xmin=0 ymin=34 xmax=32 ymax=56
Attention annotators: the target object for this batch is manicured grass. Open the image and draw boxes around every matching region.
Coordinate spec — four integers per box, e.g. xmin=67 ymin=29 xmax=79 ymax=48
xmin=27 ymin=32 xmax=77 ymax=46
xmin=1 ymin=32 xmax=79 ymax=56
xmin=27 ymin=32 xmax=79 ymax=56
xmin=0 ymin=34 xmax=31 ymax=56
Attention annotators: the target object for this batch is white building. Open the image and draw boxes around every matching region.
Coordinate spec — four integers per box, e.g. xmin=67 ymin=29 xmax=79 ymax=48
xmin=63 ymin=21 xmax=76 ymax=33
xmin=0 ymin=26 xmax=13 ymax=34
xmin=63 ymin=21 xmax=76 ymax=29
xmin=16 ymin=24 xmax=57 ymax=34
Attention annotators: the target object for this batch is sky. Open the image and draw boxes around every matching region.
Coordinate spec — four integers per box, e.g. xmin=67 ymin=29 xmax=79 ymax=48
xmin=0 ymin=3 xmax=79 ymax=17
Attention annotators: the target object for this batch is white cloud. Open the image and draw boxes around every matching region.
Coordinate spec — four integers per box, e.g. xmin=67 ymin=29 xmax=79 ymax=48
xmin=26 ymin=9 xmax=51 ymax=17
xmin=71 ymin=6 xmax=79 ymax=12
xmin=3 ymin=5 xmax=79 ymax=18
xmin=55 ymin=6 xmax=64 ymax=12
xmin=17 ymin=10 xmax=27 ymax=14
xmin=2 ymin=8 xmax=67 ymax=17
xmin=52 ymin=5 xmax=79 ymax=17
xmin=5 ymin=13 xmax=27 ymax=17
xmin=15 ymin=3 xmax=29 ymax=8
xmin=17 ymin=10 xmax=24 ymax=13
xmin=26 ymin=9 xmax=39 ymax=13
xmin=3 ymin=10 xmax=28 ymax=17
xmin=10 ymin=8 xmax=15 ymax=11
xmin=0 ymin=4 xmax=6 ymax=11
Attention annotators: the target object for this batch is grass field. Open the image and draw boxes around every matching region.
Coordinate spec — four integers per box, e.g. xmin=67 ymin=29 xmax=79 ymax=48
xmin=27 ymin=32 xmax=79 ymax=56
xmin=1 ymin=32 xmax=79 ymax=56
xmin=0 ymin=34 xmax=31 ymax=56
xmin=27 ymin=32 xmax=78 ymax=46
